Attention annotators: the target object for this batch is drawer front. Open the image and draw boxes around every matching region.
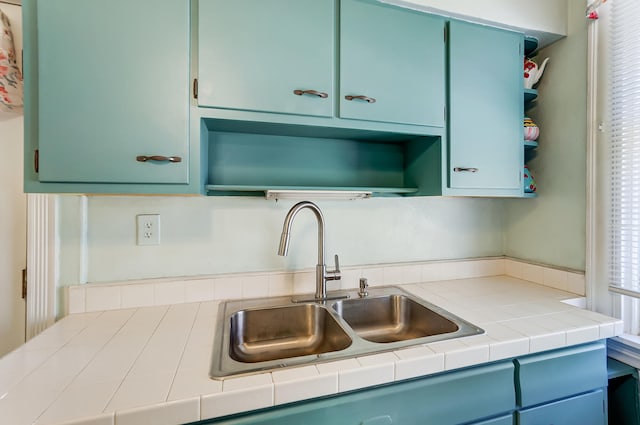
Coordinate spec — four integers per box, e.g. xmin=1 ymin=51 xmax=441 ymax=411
xmin=515 ymin=342 xmax=607 ymax=407
xmin=517 ymin=389 xmax=606 ymax=425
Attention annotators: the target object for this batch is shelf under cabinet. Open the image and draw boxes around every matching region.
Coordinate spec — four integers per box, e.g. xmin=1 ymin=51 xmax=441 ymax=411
xmin=524 ymin=140 xmax=538 ymax=150
xmin=206 ymin=185 xmax=419 ymax=197
xmin=523 ymin=192 xmax=537 ymax=198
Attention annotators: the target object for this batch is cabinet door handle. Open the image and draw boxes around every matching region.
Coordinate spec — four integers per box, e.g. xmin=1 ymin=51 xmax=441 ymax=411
xmin=136 ymin=155 xmax=182 ymax=163
xmin=453 ymin=167 xmax=478 ymax=173
xmin=344 ymin=94 xmax=376 ymax=103
xmin=293 ymin=89 xmax=328 ymax=98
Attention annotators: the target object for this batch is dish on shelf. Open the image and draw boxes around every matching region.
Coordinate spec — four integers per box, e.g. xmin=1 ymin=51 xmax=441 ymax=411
xmin=524 ymin=117 xmax=540 ymax=141
xmin=524 ymin=165 xmax=536 ymax=193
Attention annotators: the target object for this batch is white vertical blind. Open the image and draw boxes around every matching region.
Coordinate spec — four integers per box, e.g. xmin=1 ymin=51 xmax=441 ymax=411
xmin=609 ymin=0 xmax=640 ymax=334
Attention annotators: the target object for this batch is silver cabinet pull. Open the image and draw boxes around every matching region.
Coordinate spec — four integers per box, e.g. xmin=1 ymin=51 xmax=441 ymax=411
xmin=136 ymin=155 xmax=182 ymax=163
xmin=453 ymin=167 xmax=478 ymax=173
xmin=293 ymin=89 xmax=328 ymax=98
xmin=344 ymin=94 xmax=376 ymax=103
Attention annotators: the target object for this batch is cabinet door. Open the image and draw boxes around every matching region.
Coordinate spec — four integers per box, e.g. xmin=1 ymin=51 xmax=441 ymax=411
xmin=517 ymin=390 xmax=606 ymax=425
xmin=198 ymin=0 xmax=334 ymax=117
xmin=36 ymin=0 xmax=190 ymax=184
xmin=515 ymin=342 xmax=607 ymax=408
xmin=448 ymin=20 xmax=523 ymax=192
xmin=339 ymin=0 xmax=445 ymax=127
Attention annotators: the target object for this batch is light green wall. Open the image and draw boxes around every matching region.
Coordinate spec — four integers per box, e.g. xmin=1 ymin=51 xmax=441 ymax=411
xmin=503 ymin=0 xmax=587 ymax=271
xmin=56 ymin=196 xmax=505 ymax=284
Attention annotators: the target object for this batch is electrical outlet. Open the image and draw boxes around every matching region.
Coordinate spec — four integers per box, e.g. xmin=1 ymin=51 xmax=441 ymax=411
xmin=136 ymin=214 xmax=160 ymax=246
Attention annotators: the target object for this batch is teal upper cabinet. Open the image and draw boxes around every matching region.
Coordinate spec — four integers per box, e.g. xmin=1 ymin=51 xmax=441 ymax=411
xmin=24 ymin=0 xmax=531 ymax=197
xmin=339 ymin=0 xmax=445 ymax=127
xmin=197 ymin=0 xmax=334 ymax=117
xmin=29 ymin=0 xmax=191 ymax=187
xmin=447 ymin=20 xmax=524 ymax=196
xmin=196 ymin=0 xmax=444 ymax=132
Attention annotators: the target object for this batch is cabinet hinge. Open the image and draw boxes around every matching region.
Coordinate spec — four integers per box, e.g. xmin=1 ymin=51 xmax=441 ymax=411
xmin=34 ymin=149 xmax=39 ymax=173
xmin=443 ymin=25 xmax=447 ymax=43
xmin=193 ymin=78 xmax=198 ymax=99
xmin=21 ymin=268 xmax=27 ymax=299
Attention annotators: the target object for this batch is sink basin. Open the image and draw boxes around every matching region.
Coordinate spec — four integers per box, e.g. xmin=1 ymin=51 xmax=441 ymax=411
xmin=332 ymin=295 xmax=459 ymax=343
xmin=229 ymin=304 xmax=352 ymax=363
xmin=211 ymin=286 xmax=483 ymax=378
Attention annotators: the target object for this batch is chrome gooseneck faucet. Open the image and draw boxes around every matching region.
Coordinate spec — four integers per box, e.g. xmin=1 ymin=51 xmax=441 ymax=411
xmin=278 ymin=201 xmax=342 ymax=300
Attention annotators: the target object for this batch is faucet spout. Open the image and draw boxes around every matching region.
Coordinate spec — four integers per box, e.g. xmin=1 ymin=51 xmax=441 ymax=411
xmin=277 ymin=201 xmax=340 ymax=300
xmin=277 ymin=231 xmax=291 ymax=256
xmin=278 ymin=201 xmax=323 ymax=262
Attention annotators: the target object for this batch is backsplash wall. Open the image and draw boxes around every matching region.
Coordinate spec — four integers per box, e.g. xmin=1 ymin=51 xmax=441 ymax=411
xmin=64 ymin=257 xmax=586 ymax=314
xmin=57 ymin=195 xmax=505 ymax=285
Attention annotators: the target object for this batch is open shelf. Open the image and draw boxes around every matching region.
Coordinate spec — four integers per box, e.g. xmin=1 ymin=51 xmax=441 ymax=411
xmin=523 ymin=192 xmax=537 ymax=198
xmin=202 ymin=120 xmax=441 ymax=197
xmin=524 ymin=37 xmax=538 ymax=57
xmin=524 ymin=89 xmax=538 ymax=103
xmin=524 ymin=140 xmax=539 ymax=150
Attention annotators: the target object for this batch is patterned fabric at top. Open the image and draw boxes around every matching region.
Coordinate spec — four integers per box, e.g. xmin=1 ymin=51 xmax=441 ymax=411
xmin=0 ymin=8 xmax=23 ymax=112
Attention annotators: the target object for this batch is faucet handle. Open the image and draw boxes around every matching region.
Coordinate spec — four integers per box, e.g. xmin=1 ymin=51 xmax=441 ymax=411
xmin=326 ymin=254 xmax=341 ymax=282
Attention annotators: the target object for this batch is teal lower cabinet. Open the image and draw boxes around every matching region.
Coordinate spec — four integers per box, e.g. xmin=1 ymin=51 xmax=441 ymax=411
xmin=194 ymin=342 xmax=608 ymax=425
xmin=515 ymin=342 xmax=608 ymax=425
xmin=197 ymin=362 xmax=516 ymax=424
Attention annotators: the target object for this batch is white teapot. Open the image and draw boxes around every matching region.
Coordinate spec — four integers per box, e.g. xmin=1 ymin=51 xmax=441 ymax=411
xmin=524 ymin=57 xmax=550 ymax=89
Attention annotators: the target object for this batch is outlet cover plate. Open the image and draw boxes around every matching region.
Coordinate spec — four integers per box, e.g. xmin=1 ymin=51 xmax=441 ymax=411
xmin=136 ymin=214 xmax=160 ymax=246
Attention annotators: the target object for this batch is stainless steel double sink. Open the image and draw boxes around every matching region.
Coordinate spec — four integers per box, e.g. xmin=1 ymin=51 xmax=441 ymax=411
xmin=210 ymin=286 xmax=483 ymax=378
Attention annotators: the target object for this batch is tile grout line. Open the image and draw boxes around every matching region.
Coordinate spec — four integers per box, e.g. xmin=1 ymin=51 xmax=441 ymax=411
xmin=0 ymin=313 xmax=106 ymax=416
xmin=99 ymin=306 xmax=171 ymax=416
xmin=31 ymin=310 xmax=137 ymax=425
xmin=164 ymin=303 xmax=202 ymax=413
xmin=1 ymin=311 xmax=105 ymax=399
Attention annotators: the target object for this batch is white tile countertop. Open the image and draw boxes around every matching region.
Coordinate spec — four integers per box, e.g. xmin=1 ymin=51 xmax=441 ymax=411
xmin=0 ymin=275 xmax=622 ymax=425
